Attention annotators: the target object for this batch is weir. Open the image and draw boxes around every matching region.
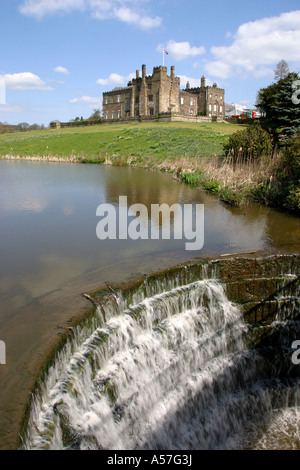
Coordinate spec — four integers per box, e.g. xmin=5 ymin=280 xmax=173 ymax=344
xmin=20 ymin=254 xmax=300 ymax=450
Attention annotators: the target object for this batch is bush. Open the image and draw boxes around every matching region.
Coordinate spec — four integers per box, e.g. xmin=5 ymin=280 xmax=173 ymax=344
xmin=276 ymin=133 xmax=300 ymax=183
xmin=224 ymin=121 xmax=274 ymax=163
xmin=180 ymin=171 xmax=203 ymax=186
xmin=285 ymin=185 xmax=300 ymax=212
xmin=250 ymin=183 xmax=285 ymax=207
xmin=219 ymin=186 xmax=246 ymax=206
xmin=202 ymin=179 xmax=221 ymax=192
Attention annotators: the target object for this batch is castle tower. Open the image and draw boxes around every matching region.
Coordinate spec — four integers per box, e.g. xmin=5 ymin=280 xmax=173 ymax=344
xmin=140 ymin=64 xmax=147 ymax=116
xmin=102 ymin=63 xmax=225 ymax=121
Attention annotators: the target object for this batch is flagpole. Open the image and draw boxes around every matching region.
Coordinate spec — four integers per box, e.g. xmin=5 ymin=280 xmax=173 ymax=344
xmin=162 ymin=48 xmax=168 ymax=66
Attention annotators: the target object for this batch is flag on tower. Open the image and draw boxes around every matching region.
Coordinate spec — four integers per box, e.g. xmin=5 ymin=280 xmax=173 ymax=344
xmin=162 ymin=48 xmax=168 ymax=66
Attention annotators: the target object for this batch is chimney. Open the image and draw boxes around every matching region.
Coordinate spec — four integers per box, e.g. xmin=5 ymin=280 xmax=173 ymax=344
xmin=136 ymin=69 xmax=140 ymax=79
xmin=201 ymin=75 xmax=206 ymax=88
xmin=171 ymin=66 xmax=175 ymax=79
xmin=142 ymin=64 xmax=146 ymax=78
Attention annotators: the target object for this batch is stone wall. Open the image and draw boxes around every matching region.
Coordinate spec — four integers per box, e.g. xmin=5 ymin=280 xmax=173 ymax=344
xmin=102 ymin=64 xmax=225 ymax=122
xmin=103 ymin=88 xmax=131 ymax=120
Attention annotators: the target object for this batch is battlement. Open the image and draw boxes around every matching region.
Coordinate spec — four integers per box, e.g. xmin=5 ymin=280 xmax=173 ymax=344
xmin=102 ymin=64 xmax=225 ymax=122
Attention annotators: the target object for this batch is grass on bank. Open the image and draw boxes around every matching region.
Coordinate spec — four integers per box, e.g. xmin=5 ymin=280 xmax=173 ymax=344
xmin=0 ymin=121 xmax=298 ymax=212
xmin=0 ymin=121 xmax=241 ymax=163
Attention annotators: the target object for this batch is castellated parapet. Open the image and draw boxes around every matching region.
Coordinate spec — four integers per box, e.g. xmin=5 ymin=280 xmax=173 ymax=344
xmin=102 ymin=65 xmax=225 ymax=122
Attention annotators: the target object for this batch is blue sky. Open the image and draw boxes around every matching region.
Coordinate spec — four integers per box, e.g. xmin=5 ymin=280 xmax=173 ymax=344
xmin=1 ymin=0 xmax=300 ymax=125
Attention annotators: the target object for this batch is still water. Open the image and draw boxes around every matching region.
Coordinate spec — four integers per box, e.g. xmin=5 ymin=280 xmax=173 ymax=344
xmin=0 ymin=159 xmax=299 ymax=449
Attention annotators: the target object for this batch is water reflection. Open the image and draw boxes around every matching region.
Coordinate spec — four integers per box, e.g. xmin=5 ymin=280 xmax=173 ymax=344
xmin=0 ymin=159 xmax=299 ymax=448
xmin=0 ymin=160 xmax=299 ymax=310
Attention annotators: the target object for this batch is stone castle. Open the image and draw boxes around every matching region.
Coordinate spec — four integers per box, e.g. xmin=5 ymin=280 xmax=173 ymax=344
xmin=102 ymin=64 xmax=225 ymax=123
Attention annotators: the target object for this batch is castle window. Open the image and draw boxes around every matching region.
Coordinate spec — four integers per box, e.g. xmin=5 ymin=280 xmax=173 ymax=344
xmin=135 ymin=97 xmax=139 ymax=104
xmin=189 ymin=109 xmax=193 ymax=115
xmin=105 ymin=111 xmax=109 ymax=120
xmin=117 ymin=95 xmax=121 ymax=103
xmin=118 ymin=110 xmax=121 ymax=118
xmin=104 ymin=97 xmax=108 ymax=105
xmin=149 ymin=108 xmax=154 ymax=116
xmin=148 ymin=84 xmax=152 ymax=90
xmin=190 ymin=98 xmax=193 ymax=106
xmin=148 ymin=95 xmax=153 ymax=102
xmin=215 ymin=95 xmax=218 ymax=100
xmin=112 ymin=111 xmax=115 ymax=119
xmin=180 ymin=97 xmax=184 ymax=105
xmin=213 ymin=104 xmax=217 ymax=112
xmin=209 ymin=104 xmax=212 ymax=111
xmin=220 ymin=105 xmax=223 ymax=114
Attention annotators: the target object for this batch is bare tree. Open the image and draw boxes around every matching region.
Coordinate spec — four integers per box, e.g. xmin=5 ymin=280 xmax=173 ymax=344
xmin=274 ymin=60 xmax=289 ymax=81
xmin=87 ymin=108 xmax=101 ymax=121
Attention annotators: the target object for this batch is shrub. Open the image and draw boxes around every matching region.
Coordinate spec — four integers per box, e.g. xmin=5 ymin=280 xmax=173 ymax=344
xmin=202 ymin=179 xmax=221 ymax=192
xmin=250 ymin=183 xmax=284 ymax=207
xmin=224 ymin=121 xmax=274 ymax=163
xmin=180 ymin=171 xmax=203 ymax=186
xmin=275 ymin=133 xmax=300 ymax=184
xmin=219 ymin=186 xmax=246 ymax=206
xmin=285 ymin=185 xmax=300 ymax=212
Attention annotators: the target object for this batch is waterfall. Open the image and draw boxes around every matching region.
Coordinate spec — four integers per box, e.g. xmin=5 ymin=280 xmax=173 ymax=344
xmin=22 ymin=276 xmax=300 ymax=451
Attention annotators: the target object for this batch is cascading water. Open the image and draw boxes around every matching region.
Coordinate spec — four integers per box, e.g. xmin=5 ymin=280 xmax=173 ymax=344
xmin=22 ymin=272 xmax=300 ymax=451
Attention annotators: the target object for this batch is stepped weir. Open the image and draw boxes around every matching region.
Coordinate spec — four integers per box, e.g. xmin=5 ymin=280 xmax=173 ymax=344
xmin=21 ymin=254 xmax=300 ymax=450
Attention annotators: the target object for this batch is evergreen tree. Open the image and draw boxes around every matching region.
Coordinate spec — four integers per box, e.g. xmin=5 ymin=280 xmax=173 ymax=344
xmin=256 ymin=72 xmax=300 ymax=142
xmin=271 ymin=73 xmax=300 ymax=141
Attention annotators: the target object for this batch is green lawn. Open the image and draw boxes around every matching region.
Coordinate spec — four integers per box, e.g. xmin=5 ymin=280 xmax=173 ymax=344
xmin=0 ymin=121 xmax=242 ymax=162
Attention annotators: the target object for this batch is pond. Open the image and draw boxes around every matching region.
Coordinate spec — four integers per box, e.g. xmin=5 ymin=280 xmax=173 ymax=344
xmin=0 ymin=159 xmax=299 ymax=449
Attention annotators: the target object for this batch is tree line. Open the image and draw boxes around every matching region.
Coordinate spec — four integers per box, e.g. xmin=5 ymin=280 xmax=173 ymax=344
xmin=224 ymin=60 xmax=300 ymax=213
xmin=0 ymin=122 xmax=45 ymax=134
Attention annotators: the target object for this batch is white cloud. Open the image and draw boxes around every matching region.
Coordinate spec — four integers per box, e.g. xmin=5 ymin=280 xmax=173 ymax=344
xmin=206 ymin=10 xmax=300 ymax=79
xmin=19 ymin=0 xmax=86 ymax=19
xmin=253 ymin=67 xmax=274 ymax=78
xmin=70 ymin=95 xmax=101 ymax=104
xmin=0 ymin=104 xmax=24 ymax=113
xmin=54 ymin=66 xmax=69 ymax=75
xmin=0 ymin=72 xmax=53 ymax=90
xmin=225 ymin=102 xmax=247 ymax=112
xmin=204 ymin=61 xmax=232 ymax=79
xmin=19 ymin=0 xmax=162 ymax=29
xmin=178 ymin=75 xmax=213 ymax=88
xmin=158 ymin=40 xmax=205 ymax=61
xmin=113 ymin=7 xmax=161 ymax=30
xmin=47 ymin=78 xmax=66 ymax=85
xmin=96 ymin=72 xmax=134 ymax=86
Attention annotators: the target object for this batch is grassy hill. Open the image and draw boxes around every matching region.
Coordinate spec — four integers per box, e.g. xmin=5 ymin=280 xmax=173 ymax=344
xmin=0 ymin=121 xmax=242 ymax=163
xmin=1 ymin=121 xmax=298 ymax=212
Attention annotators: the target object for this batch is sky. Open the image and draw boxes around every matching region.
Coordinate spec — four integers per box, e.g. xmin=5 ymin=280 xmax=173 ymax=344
xmin=1 ymin=0 xmax=300 ymax=125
